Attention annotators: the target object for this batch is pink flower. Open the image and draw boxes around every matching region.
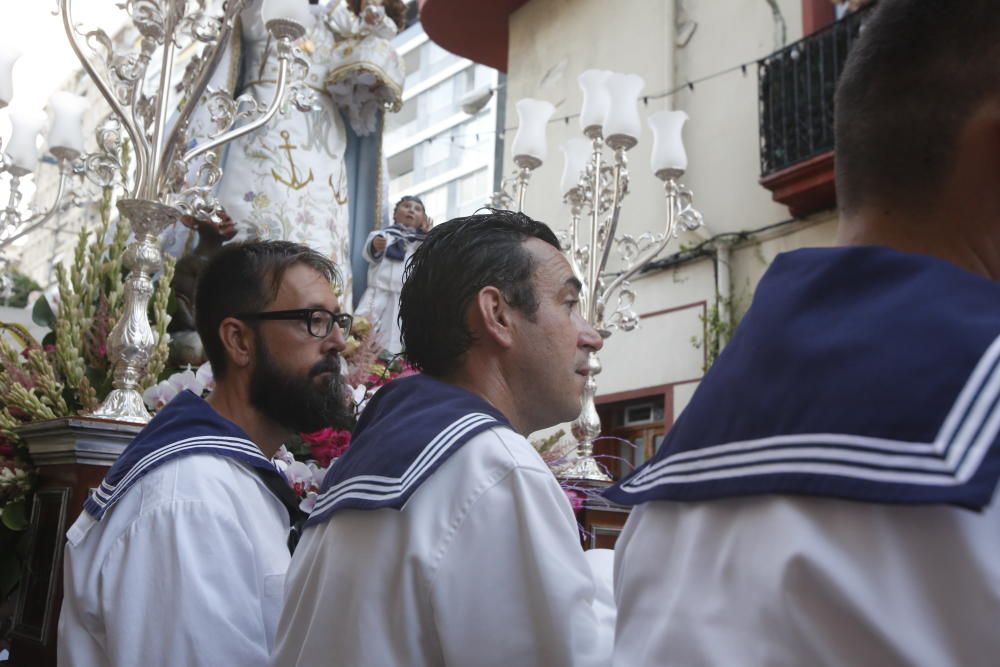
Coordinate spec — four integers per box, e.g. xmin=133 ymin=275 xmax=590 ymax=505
xmin=564 ymin=489 xmax=585 ymax=512
xmin=300 ymin=428 xmax=352 ymax=467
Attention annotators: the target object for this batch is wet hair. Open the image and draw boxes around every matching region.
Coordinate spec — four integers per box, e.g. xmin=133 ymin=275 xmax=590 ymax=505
xmin=398 ymin=209 xmax=560 ymax=377
xmin=834 ymin=0 xmax=1000 ymax=215
xmin=195 ymin=240 xmax=340 ymax=379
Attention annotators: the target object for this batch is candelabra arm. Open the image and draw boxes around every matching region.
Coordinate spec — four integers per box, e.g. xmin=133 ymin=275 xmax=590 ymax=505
xmin=158 ymin=4 xmax=242 ymax=195
xmin=601 ymin=178 xmax=679 ymax=301
xmin=182 ymin=49 xmax=290 ymax=166
xmin=586 ymin=138 xmax=604 ymax=324
xmin=145 ymin=38 xmax=176 ymax=199
xmin=594 ymin=151 xmax=628 ymax=294
xmin=129 ymin=40 xmax=155 ymax=189
xmin=0 ymin=162 xmax=71 ymax=249
xmin=60 ymin=0 xmax=146 ymax=195
xmin=514 ymin=166 xmax=530 ymax=212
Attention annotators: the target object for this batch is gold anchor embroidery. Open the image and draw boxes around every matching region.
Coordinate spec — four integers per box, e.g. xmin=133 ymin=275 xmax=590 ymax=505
xmin=271 ymin=130 xmax=315 ymax=190
xmin=329 ymin=170 xmax=348 ymax=205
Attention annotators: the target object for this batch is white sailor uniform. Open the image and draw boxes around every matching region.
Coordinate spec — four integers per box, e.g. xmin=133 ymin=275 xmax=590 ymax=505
xmin=58 ymin=391 xmax=299 ymax=667
xmin=605 ymin=246 xmax=1000 ymax=667
xmin=272 ymin=374 xmax=613 ymax=667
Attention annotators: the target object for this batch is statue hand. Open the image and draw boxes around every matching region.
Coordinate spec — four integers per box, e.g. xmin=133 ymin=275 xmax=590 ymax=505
xmin=372 ymin=236 xmax=388 ymax=252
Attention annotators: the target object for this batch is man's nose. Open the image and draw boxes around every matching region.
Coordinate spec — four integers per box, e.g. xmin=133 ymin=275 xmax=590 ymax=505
xmin=579 ymin=319 xmax=603 ymax=352
xmin=323 ymin=322 xmax=348 ymax=352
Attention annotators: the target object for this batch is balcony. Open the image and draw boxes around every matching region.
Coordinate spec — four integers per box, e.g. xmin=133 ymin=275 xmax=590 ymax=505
xmin=758 ymin=6 xmax=871 ymax=217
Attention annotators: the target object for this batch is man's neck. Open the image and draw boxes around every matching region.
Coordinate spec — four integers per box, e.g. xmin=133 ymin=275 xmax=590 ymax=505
xmin=442 ymin=363 xmax=528 ymax=435
xmin=837 ymin=207 xmax=1000 ymax=281
xmin=206 ymin=381 xmax=291 ymax=459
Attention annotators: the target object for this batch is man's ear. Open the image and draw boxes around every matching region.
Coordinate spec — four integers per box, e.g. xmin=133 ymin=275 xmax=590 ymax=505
xmin=218 ymin=317 xmax=255 ymax=370
xmin=472 ymin=286 xmax=514 ymax=349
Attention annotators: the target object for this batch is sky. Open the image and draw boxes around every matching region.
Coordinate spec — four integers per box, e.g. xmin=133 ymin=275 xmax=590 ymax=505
xmin=0 ymin=1 xmax=127 ymax=218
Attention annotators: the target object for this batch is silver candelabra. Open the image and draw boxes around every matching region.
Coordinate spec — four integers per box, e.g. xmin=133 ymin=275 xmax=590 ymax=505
xmin=41 ymin=0 xmax=317 ymax=422
xmin=496 ymin=109 xmax=703 ymax=480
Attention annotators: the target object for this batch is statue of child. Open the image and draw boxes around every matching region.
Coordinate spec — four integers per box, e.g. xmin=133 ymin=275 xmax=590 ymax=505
xmin=355 ymin=196 xmax=430 ymax=354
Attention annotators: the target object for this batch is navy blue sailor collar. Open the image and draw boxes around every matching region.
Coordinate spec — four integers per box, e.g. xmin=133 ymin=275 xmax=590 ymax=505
xmin=85 ymin=390 xmax=288 ymax=520
xmin=305 ymin=373 xmax=511 ymax=527
xmin=606 ymin=245 xmax=1000 ymax=510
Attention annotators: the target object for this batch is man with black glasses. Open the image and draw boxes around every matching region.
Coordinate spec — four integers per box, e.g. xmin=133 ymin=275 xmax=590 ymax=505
xmin=59 ymin=241 xmax=354 ymax=667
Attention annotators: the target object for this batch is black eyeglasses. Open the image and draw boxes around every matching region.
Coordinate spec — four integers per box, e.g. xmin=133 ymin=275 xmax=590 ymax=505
xmin=236 ymin=309 xmax=353 ymax=339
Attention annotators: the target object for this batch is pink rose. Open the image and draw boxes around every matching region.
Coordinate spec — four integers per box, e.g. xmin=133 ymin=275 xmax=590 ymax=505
xmin=301 ymin=428 xmax=352 ymax=467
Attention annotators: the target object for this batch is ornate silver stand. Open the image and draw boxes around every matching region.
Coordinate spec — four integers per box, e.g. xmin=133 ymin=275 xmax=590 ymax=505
xmin=54 ymin=0 xmax=314 ymax=422
xmin=560 ymin=129 xmax=704 ymax=480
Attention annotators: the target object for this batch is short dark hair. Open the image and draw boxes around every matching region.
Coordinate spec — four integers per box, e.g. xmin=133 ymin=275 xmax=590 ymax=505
xmin=398 ymin=209 xmax=560 ymax=377
xmin=834 ymin=0 xmax=1000 ymax=215
xmin=393 ymin=195 xmax=424 ymax=219
xmin=195 ymin=240 xmax=340 ymax=378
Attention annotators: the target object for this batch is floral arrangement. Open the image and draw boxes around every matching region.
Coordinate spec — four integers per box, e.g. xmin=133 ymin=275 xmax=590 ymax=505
xmin=0 ymin=186 xmax=175 ymax=618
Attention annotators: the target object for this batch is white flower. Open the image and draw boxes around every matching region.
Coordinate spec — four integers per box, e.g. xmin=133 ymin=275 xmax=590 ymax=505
xmin=285 ymin=460 xmax=314 ymax=489
xmin=166 ymin=368 xmax=206 ymax=396
xmin=195 ymin=361 xmax=215 ymax=392
xmin=299 ymin=491 xmax=319 ymax=514
xmin=309 ymin=462 xmax=329 ymax=488
xmin=142 ymin=379 xmax=179 ymax=411
xmin=271 ymin=445 xmax=296 ymax=472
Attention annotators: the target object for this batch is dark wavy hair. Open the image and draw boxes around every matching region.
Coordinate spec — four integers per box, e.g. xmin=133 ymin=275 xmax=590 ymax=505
xmin=398 ymin=209 xmax=560 ymax=377
xmin=834 ymin=0 xmax=1000 ymax=215
xmin=195 ymin=240 xmax=340 ymax=379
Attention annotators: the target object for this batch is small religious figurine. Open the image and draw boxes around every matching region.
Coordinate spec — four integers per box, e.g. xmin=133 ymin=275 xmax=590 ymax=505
xmin=355 ymin=196 xmax=430 ymax=354
xmin=212 ymin=0 xmax=406 ymax=303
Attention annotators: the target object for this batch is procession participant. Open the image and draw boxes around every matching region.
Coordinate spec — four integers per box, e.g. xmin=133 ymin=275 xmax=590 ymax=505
xmin=272 ymin=210 xmax=613 ymax=667
xmin=607 ymin=1 xmax=1000 ymax=665
xmin=354 ymin=195 xmax=431 ymax=353
xmin=58 ymin=241 xmax=353 ymax=667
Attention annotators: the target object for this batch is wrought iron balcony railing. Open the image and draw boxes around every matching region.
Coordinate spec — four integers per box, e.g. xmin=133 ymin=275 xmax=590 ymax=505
xmin=758 ymin=5 xmax=872 ymax=177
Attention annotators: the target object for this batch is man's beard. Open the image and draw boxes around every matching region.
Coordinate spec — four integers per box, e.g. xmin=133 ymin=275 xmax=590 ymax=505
xmin=249 ymin=339 xmax=354 ymax=433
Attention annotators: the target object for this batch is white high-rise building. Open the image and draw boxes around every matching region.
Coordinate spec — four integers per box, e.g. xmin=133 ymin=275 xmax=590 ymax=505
xmin=384 ymin=17 xmax=500 ymax=224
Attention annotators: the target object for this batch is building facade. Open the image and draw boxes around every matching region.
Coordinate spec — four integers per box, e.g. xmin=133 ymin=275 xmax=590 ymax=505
xmin=419 ymin=0 xmax=863 ymax=478
xmin=384 ymin=17 xmax=500 ymax=224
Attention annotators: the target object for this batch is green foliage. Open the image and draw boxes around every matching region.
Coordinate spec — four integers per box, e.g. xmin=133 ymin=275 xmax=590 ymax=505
xmin=691 ymin=294 xmax=743 ymax=372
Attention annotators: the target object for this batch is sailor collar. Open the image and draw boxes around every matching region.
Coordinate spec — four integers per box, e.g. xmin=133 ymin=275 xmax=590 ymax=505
xmin=606 ymin=246 xmax=1000 ymax=510
xmin=85 ymin=391 xmax=289 ymax=520
xmin=305 ymin=374 xmax=510 ymax=527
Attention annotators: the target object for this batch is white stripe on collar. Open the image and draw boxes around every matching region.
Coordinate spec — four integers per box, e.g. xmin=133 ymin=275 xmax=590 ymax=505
xmin=620 ymin=332 xmax=1000 ymax=494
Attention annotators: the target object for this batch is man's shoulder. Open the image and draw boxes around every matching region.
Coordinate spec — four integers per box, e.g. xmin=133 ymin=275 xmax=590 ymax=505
xmin=411 ymin=425 xmax=554 ymax=506
xmin=460 ymin=425 xmax=550 ymax=475
xmin=80 ymin=455 xmax=266 ymax=537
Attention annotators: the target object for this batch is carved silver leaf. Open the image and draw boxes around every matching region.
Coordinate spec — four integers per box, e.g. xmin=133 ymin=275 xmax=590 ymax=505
xmin=84 ymin=28 xmax=116 ymax=70
xmin=95 ymin=115 xmax=124 ymax=155
xmin=84 ymin=154 xmax=122 ymax=188
xmin=127 ymin=0 xmax=167 ymax=43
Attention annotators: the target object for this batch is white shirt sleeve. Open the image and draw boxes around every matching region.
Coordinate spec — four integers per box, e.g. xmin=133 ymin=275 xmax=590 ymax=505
xmin=97 ymin=501 xmax=275 ymax=667
xmin=614 ymin=496 xmax=1000 ymax=667
xmin=428 ymin=466 xmax=612 ymax=667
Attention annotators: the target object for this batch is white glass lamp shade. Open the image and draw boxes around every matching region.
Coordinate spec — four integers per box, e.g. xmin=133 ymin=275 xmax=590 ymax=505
xmin=0 ymin=46 xmax=21 ymax=107
xmin=603 ymin=73 xmax=645 ymax=149
xmin=47 ymin=92 xmax=88 ymax=159
xmin=511 ymin=98 xmax=555 ymax=167
xmin=560 ymin=137 xmax=592 ymax=195
xmin=578 ymin=69 xmax=611 ymax=135
xmin=261 ymin=0 xmax=313 ymax=35
xmin=648 ymin=109 xmax=689 ymax=177
xmin=6 ymin=108 xmax=45 ymax=174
